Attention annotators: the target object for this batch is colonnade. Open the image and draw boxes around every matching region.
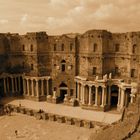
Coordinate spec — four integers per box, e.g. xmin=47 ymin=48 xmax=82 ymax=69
xmin=2 ymin=75 xmax=22 ymax=96
xmin=76 ymin=82 xmax=108 ymax=107
xmin=76 ymin=81 xmax=129 ymax=110
xmin=23 ymin=76 xmax=50 ymax=97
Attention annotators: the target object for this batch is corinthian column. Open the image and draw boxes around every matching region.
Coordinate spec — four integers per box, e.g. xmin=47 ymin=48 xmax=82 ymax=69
xmin=31 ymin=79 xmax=34 ymax=96
xmin=11 ymin=77 xmax=14 ymax=94
xmin=101 ymin=86 xmax=105 ymax=107
xmin=88 ymin=86 xmax=92 ymax=105
xmin=117 ymin=87 xmax=121 ymax=107
xmin=36 ymin=79 xmax=39 ymax=97
xmin=23 ymin=78 xmax=26 ymax=95
xmin=18 ymin=77 xmax=21 ymax=92
xmin=82 ymin=84 xmax=85 ymax=104
xmin=27 ymin=79 xmax=30 ymax=96
xmin=3 ymin=78 xmax=7 ymax=96
xmin=94 ymin=86 xmax=98 ymax=106
xmin=120 ymin=88 xmax=125 ymax=108
xmin=41 ymin=79 xmax=44 ymax=96
xmin=77 ymin=82 xmax=79 ymax=100
xmin=46 ymin=80 xmax=49 ymax=95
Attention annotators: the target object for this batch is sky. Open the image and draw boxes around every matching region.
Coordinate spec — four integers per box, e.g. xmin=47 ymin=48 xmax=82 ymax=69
xmin=0 ymin=0 xmax=140 ymax=35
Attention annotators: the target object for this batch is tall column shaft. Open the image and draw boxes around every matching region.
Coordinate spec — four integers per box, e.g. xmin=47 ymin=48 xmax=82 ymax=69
xmin=117 ymin=87 xmax=121 ymax=106
xmin=36 ymin=80 xmax=39 ymax=97
xmin=108 ymin=86 xmax=111 ymax=106
xmin=88 ymin=86 xmax=92 ymax=105
xmin=27 ymin=79 xmax=30 ymax=96
xmin=11 ymin=77 xmax=14 ymax=94
xmin=80 ymin=84 xmax=83 ymax=103
xmin=18 ymin=77 xmax=21 ymax=92
xmin=3 ymin=78 xmax=7 ymax=95
xmin=23 ymin=79 xmax=26 ymax=95
xmin=95 ymin=86 xmax=98 ymax=106
xmin=47 ymin=80 xmax=49 ymax=95
xmin=101 ymin=87 xmax=105 ymax=107
xmin=41 ymin=80 xmax=44 ymax=96
xmin=120 ymin=88 xmax=125 ymax=108
xmin=104 ymin=87 xmax=107 ymax=105
xmin=31 ymin=80 xmax=34 ymax=96
xmin=82 ymin=85 xmax=85 ymax=104
xmin=77 ymin=82 xmax=79 ymax=100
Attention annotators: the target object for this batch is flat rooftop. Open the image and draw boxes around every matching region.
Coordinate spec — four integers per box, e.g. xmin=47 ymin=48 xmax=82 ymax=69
xmin=0 ymin=97 xmax=121 ymax=124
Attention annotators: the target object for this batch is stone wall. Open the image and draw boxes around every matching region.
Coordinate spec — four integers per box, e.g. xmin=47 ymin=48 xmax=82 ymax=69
xmin=0 ymin=29 xmax=140 ymax=99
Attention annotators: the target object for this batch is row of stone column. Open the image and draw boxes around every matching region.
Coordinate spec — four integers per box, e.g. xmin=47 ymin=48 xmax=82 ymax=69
xmin=77 ymin=83 xmax=108 ymax=107
xmin=23 ymin=78 xmax=49 ymax=97
xmin=3 ymin=76 xmax=21 ymax=96
xmin=76 ymin=82 xmax=128 ymax=110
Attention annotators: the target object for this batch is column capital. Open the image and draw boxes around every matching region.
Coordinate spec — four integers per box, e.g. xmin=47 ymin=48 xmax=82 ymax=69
xmin=95 ymin=85 xmax=99 ymax=88
xmin=121 ymin=87 xmax=126 ymax=91
xmin=88 ymin=85 xmax=92 ymax=88
xmin=26 ymin=78 xmax=29 ymax=81
xmin=102 ymin=85 xmax=106 ymax=88
xmin=81 ymin=83 xmax=86 ymax=86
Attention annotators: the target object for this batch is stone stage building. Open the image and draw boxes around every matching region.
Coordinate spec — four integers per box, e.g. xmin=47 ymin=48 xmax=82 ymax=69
xmin=0 ymin=29 xmax=139 ymax=112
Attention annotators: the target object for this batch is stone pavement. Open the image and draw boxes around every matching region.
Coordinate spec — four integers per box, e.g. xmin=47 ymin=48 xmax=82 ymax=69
xmin=1 ymin=97 xmax=121 ymax=124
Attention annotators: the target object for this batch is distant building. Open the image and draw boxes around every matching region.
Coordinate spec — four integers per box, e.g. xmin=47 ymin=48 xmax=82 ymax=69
xmin=0 ymin=29 xmax=139 ymax=111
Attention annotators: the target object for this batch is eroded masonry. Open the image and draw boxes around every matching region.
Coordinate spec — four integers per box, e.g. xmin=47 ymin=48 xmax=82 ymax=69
xmin=0 ymin=29 xmax=139 ymax=112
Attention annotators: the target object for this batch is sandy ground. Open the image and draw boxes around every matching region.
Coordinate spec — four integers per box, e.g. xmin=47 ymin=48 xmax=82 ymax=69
xmin=0 ymin=113 xmax=95 ymax=140
xmin=1 ymin=97 xmax=121 ymax=124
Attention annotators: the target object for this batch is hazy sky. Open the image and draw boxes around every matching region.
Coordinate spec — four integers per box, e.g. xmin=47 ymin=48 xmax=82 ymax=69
xmin=0 ymin=0 xmax=140 ymax=35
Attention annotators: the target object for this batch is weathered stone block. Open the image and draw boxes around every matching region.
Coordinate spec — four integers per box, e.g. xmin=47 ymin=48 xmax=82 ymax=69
xmin=83 ymin=120 xmax=92 ymax=128
xmin=48 ymin=114 xmax=56 ymax=121
xmin=74 ymin=119 xmax=83 ymax=127
xmin=56 ymin=115 xmax=65 ymax=123
xmin=14 ymin=107 xmax=20 ymax=113
xmin=41 ymin=113 xmax=49 ymax=120
xmin=35 ymin=113 xmax=42 ymax=120
xmin=66 ymin=117 xmax=74 ymax=125
xmin=20 ymin=108 xmax=26 ymax=114
xmin=26 ymin=109 xmax=33 ymax=116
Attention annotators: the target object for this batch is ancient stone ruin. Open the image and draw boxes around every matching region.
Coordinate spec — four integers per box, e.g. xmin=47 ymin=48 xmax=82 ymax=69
xmin=0 ymin=29 xmax=139 ymax=112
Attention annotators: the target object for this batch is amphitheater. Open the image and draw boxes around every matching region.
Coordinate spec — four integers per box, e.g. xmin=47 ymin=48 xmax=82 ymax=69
xmin=0 ymin=29 xmax=139 ymax=111
xmin=0 ymin=29 xmax=140 ymax=139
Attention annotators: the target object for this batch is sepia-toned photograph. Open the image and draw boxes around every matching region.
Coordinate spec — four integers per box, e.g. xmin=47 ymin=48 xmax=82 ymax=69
xmin=0 ymin=0 xmax=140 ymax=140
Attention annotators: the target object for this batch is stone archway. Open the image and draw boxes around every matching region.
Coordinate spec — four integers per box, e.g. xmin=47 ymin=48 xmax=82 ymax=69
xmin=111 ymin=85 xmax=119 ymax=107
xmin=59 ymin=82 xmax=68 ymax=103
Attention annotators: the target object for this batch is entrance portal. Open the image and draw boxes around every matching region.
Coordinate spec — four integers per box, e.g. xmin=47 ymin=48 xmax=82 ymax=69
xmin=59 ymin=89 xmax=67 ymax=102
xmin=59 ymin=82 xmax=68 ymax=103
xmin=111 ymin=85 xmax=119 ymax=108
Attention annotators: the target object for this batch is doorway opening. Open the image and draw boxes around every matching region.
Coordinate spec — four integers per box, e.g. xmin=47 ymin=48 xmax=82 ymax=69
xmin=111 ymin=85 xmax=119 ymax=108
xmin=59 ymin=82 xmax=67 ymax=103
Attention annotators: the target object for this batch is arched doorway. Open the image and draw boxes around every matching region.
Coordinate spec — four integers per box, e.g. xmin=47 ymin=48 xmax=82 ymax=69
xmin=59 ymin=82 xmax=68 ymax=103
xmin=111 ymin=85 xmax=119 ymax=108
